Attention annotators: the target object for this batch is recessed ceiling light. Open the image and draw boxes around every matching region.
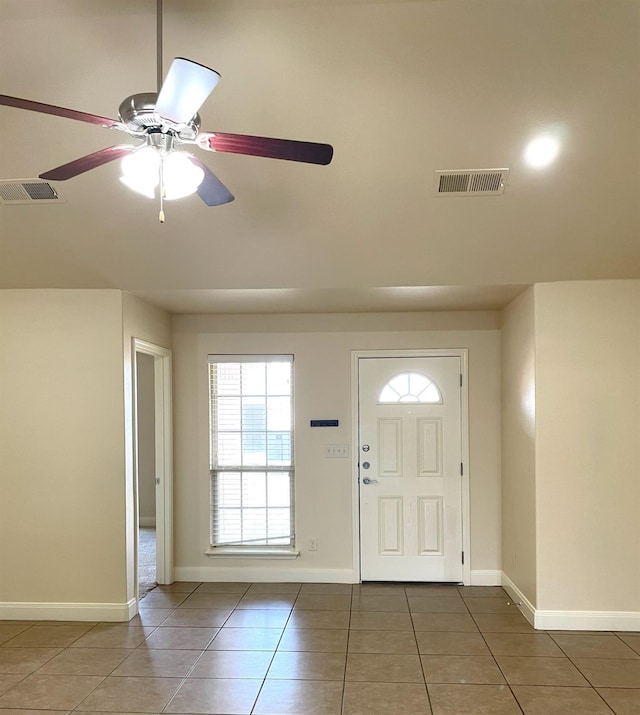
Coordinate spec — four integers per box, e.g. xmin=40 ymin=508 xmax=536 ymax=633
xmin=524 ymin=136 xmax=560 ymax=168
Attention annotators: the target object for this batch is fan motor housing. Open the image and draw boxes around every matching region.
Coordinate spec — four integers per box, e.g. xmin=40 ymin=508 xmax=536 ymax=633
xmin=118 ymin=93 xmax=201 ymax=140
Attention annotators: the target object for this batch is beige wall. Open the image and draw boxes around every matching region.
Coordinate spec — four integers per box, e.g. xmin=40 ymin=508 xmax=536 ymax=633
xmin=171 ymin=311 xmax=502 ymax=581
xmin=0 ymin=290 xmax=171 ymax=616
xmin=0 ymin=290 xmax=127 ymax=604
xmin=501 ymin=288 xmax=537 ymax=606
xmin=136 ymin=353 xmax=156 ymax=523
xmin=534 ymin=280 xmax=640 ymax=612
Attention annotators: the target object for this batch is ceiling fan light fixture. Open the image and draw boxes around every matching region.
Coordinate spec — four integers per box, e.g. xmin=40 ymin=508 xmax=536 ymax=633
xmin=120 ymin=146 xmax=160 ymax=198
xmin=163 ymin=152 xmax=204 ymax=200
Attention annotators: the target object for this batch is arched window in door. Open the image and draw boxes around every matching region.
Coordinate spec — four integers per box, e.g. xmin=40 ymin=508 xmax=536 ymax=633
xmin=379 ymin=372 xmax=442 ymax=404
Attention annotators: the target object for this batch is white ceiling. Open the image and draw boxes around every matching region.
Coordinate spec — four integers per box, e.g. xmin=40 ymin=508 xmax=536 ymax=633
xmin=1 ymin=0 xmax=638 ymax=314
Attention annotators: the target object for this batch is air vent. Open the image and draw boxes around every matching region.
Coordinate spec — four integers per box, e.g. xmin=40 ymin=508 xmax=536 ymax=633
xmin=0 ymin=180 xmax=64 ymax=204
xmin=434 ymin=169 xmax=509 ymax=196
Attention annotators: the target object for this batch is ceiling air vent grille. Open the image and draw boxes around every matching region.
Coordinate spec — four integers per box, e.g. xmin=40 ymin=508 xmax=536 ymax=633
xmin=0 ymin=179 xmax=64 ymax=204
xmin=435 ymin=169 xmax=509 ymax=196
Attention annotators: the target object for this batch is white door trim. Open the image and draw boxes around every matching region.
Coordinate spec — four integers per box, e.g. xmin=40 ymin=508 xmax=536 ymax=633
xmin=351 ymin=349 xmax=470 ymax=585
xmin=132 ymin=339 xmax=174 ymax=592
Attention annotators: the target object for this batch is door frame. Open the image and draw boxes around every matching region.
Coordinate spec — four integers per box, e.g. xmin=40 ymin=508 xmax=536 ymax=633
xmin=351 ymin=349 xmax=471 ymax=585
xmin=132 ymin=339 xmax=174 ymax=593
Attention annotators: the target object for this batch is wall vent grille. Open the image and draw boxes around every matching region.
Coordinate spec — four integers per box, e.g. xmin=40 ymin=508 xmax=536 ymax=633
xmin=0 ymin=180 xmax=64 ymax=204
xmin=434 ymin=169 xmax=508 ymax=196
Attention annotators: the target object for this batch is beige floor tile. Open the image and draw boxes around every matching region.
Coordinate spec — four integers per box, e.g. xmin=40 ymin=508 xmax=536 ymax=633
xmin=411 ymin=612 xmax=479 ymax=632
xmin=246 ymin=582 xmax=302 ymax=594
xmin=278 ymin=628 xmax=348 ymax=653
xmin=300 ymin=584 xmax=353 ymax=595
xmin=194 ymin=582 xmax=251 ymax=594
xmin=0 ymin=673 xmax=24 ymax=696
xmin=70 ymin=625 xmax=155 ymax=649
xmin=551 ymin=633 xmax=640 ymax=658
xmin=0 ymin=624 xmax=31 ymax=645
xmin=0 ymin=647 xmax=62 ymax=674
xmin=208 ymin=627 xmax=282 ymax=651
xmin=178 ymin=593 xmax=243 ymax=610
xmin=161 ymin=608 xmax=232 ymax=627
xmin=421 ymin=655 xmax=505 ymax=684
xmin=348 ymin=629 xmax=418 ymax=654
xmin=141 ymin=625 xmax=217 ymax=650
xmin=224 ymin=608 xmax=290 ymax=628
xmin=111 ymin=648 xmax=202 ymax=677
xmin=189 ymin=650 xmax=273 ymax=679
xmin=483 ymin=633 xmax=564 ymax=657
xmin=619 ymin=634 xmax=640 ymax=655
xmin=353 ymin=584 xmax=407 ymax=596
xmin=166 ymin=677 xmax=262 ymax=714
xmin=3 ymin=624 xmax=93 ymax=648
xmin=287 ymin=609 xmax=350 ymax=629
xmin=77 ymin=675 xmax=181 ymax=712
xmin=37 ymin=647 xmax=131 ymax=675
xmin=139 ymin=591 xmax=189 ymax=609
xmin=428 ymin=683 xmax=520 ymax=714
xmin=237 ymin=594 xmax=296 ymax=610
xmin=153 ymin=581 xmax=200 ymax=593
xmin=254 ymin=679 xmax=344 ymax=714
xmin=415 ymin=631 xmax=490 ymax=656
xmin=0 ymin=673 xmax=104 ymax=710
xmin=404 ymin=586 xmax=461 ymax=598
xmin=408 ymin=596 xmax=468 ymax=613
xmin=457 ymin=587 xmax=508 ymax=598
xmin=267 ymin=651 xmax=346 ymax=680
xmin=463 ymin=598 xmax=516 ymax=614
xmin=597 ymin=687 xmax=640 ymax=715
xmin=496 ymin=655 xmax=590 ymax=686
xmin=572 ymin=657 xmax=640 ymax=688
xmin=349 ymin=611 xmax=413 ymax=631
xmin=472 ymin=613 xmax=535 ymax=633
xmin=351 ymin=595 xmax=409 ymax=612
xmin=512 ymin=685 xmax=614 ymax=714
xmin=126 ymin=608 xmax=174 ymax=627
xmin=346 ymin=652 xmax=424 ymax=683
xmin=294 ymin=594 xmax=352 ymax=611
xmin=342 ymin=681 xmax=431 ymax=715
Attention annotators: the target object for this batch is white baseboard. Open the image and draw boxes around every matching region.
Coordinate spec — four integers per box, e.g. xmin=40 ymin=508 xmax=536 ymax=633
xmin=470 ymin=570 xmax=502 ymax=586
xmin=174 ymin=566 xmax=357 ymax=583
xmin=501 ymin=572 xmax=536 ymax=626
xmin=501 ymin=573 xmax=640 ymax=631
xmin=0 ymin=599 xmax=137 ymax=622
xmin=139 ymin=517 xmax=156 ymax=528
xmin=535 ymin=610 xmax=640 ymax=631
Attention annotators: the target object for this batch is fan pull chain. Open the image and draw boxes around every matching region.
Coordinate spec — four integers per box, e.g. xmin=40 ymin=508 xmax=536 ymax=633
xmin=159 ymin=157 xmax=166 ymax=223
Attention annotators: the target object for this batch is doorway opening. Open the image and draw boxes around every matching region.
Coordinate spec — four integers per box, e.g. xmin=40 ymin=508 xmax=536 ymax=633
xmin=136 ymin=352 xmax=157 ymax=597
xmin=133 ymin=339 xmax=173 ymax=603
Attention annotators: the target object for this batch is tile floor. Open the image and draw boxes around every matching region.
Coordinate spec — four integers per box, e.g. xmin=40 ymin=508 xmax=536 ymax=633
xmin=1 ymin=582 xmax=639 ymax=714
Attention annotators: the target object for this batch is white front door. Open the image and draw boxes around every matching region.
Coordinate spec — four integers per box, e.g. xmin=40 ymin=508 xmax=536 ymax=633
xmin=358 ymin=355 xmax=463 ymax=582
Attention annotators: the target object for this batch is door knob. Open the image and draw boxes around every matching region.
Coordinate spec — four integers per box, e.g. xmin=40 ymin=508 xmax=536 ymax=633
xmin=362 ymin=477 xmax=378 ymax=485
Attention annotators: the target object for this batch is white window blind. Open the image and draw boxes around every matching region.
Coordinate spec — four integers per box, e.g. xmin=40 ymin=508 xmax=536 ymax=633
xmin=208 ymin=355 xmax=294 ymax=549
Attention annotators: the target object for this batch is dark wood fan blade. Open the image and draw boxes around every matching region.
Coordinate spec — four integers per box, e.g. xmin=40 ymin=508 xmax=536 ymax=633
xmin=0 ymin=94 xmax=118 ymax=127
xmin=190 ymin=156 xmax=234 ymax=206
xmin=39 ymin=146 xmax=134 ymax=181
xmin=197 ymin=132 xmax=333 ymax=165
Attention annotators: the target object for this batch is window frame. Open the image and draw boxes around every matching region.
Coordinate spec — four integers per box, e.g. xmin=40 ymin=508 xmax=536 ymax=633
xmin=207 ymin=354 xmax=296 ymax=556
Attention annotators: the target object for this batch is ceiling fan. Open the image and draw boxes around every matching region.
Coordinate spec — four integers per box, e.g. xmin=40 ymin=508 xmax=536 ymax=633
xmin=0 ymin=14 xmax=333 ymax=221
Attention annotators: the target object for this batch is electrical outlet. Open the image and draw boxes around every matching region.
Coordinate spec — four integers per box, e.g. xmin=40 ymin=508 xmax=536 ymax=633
xmin=325 ymin=444 xmax=349 ymax=458
xmin=308 ymin=538 xmax=318 ymax=551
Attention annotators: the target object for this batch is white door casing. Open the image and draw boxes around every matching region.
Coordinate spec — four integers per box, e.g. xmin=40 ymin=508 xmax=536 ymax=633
xmin=357 ymin=352 xmax=468 ymax=583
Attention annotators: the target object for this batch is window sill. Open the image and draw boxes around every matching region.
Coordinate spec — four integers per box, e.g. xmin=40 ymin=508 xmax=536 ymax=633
xmin=205 ymin=548 xmax=300 ymax=560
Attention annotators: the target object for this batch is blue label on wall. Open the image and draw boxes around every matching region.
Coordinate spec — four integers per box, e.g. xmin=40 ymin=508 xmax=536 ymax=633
xmin=310 ymin=419 xmax=339 ymax=427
